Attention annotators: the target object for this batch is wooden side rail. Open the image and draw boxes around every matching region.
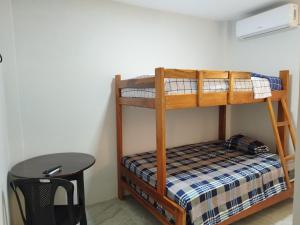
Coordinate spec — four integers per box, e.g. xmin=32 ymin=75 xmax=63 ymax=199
xmin=228 ymin=71 xmax=288 ymax=104
xmin=198 ymin=70 xmax=229 ymax=107
xmin=119 ymin=97 xmax=155 ymax=108
xmin=164 ymin=69 xmax=197 ymax=78
xmin=164 ymin=69 xmax=198 ymax=109
xmin=228 ymin=71 xmax=252 ymax=104
xmin=117 ymin=75 xmax=156 ymax=108
xmin=120 ymin=76 xmax=155 ymax=89
xmin=202 ymin=70 xmax=229 ymax=79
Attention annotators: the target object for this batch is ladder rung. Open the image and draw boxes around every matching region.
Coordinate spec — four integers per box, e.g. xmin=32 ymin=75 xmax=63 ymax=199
xmin=285 ymin=155 xmax=295 ymax=161
xmin=277 ymin=121 xmax=289 ymax=127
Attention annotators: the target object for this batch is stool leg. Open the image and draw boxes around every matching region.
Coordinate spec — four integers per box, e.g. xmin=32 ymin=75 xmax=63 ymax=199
xmin=77 ymin=172 xmax=87 ymax=225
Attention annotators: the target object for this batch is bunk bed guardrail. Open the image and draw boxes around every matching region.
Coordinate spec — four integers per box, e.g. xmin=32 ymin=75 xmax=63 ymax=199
xmin=117 ymin=68 xmax=289 ymax=109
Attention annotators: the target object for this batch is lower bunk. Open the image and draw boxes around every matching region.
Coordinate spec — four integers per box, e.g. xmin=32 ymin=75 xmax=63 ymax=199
xmin=121 ymin=140 xmax=292 ymax=225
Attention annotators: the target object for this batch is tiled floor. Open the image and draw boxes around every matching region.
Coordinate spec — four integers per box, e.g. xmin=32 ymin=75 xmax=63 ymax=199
xmin=87 ymin=197 xmax=293 ymax=225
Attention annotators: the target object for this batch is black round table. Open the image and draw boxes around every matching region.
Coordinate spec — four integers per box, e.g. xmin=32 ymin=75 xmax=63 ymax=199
xmin=9 ymin=153 xmax=95 ymax=225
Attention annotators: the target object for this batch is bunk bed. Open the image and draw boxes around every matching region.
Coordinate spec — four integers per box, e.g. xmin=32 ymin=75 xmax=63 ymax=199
xmin=115 ymin=68 xmax=296 ymax=225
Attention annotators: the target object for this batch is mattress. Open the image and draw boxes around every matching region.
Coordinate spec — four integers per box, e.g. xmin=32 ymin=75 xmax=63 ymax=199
xmin=121 ymin=78 xmax=251 ymax=98
xmin=122 ymin=140 xmax=286 ymax=225
xmin=120 ymin=76 xmax=282 ymax=98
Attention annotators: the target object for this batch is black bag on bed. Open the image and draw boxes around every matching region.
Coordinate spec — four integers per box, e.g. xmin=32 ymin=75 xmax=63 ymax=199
xmin=224 ymin=134 xmax=270 ymax=155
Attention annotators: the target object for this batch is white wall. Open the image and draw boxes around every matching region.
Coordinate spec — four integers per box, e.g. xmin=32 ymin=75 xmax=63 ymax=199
xmin=293 ymin=77 xmax=300 ymax=224
xmin=0 ymin=0 xmax=24 ymax=224
xmin=7 ymin=0 xmax=300 ymax=218
xmin=293 ymin=77 xmax=300 ymax=225
xmin=0 ymin=63 xmax=10 ymax=225
xmin=10 ymin=0 xmax=227 ymax=205
xmin=227 ymin=23 xmax=300 ymax=150
xmin=227 ymin=6 xmax=300 ymax=222
xmin=0 ymin=0 xmax=24 ymax=167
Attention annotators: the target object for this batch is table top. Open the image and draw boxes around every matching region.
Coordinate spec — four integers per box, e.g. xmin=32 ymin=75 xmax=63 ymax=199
xmin=10 ymin=153 xmax=96 ymax=179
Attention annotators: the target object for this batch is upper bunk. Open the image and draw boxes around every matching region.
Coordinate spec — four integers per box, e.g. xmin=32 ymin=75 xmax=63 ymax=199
xmin=115 ymin=68 xmax=289 ymax=110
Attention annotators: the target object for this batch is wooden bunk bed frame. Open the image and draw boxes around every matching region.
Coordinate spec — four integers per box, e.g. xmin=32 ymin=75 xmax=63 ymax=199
xmin=115 ymin=68 xmax=296 ymax=225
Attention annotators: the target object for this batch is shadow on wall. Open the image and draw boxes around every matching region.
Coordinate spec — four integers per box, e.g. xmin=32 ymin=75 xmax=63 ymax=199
xmin=8 ymin=175 xmax=23 ymax=225
xmin=84 ymin=79 xmax=118 ymax=204
xmin=2 ymin=190 xmax=8 ymax=225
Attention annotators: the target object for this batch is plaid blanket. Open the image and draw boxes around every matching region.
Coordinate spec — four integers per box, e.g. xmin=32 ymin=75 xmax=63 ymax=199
xmin=123 ymin=140 xmax=286 ymax=225
xmin=121 ymin=76 xmax=281 ymax=99
xmin=121 ymin=78 xmax=253 ymax=98
xmin=251 ymin=77 xmax=272 ymax=99
xmin=225 ymin=134 xmax=270 ymax=155
xmin=251 ymin=73 xmax=282 ymax=90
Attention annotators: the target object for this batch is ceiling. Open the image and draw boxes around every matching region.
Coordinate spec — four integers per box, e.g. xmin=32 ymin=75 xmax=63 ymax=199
xmin=113 ymin=0 xmax=292 ymax=21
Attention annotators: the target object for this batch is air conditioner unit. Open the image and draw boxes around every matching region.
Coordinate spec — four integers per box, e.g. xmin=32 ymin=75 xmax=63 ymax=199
xmin=236 ymin=3 xmax=299 ymax=39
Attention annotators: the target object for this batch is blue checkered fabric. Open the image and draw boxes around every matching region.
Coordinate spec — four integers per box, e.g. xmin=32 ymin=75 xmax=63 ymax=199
xmin=225 ymin=134 xmax=270 ymax=155
xmin=123 ymin=140 xmax=286 ymax=225
xmin=251 ymin=73 xmax=282 ymax=90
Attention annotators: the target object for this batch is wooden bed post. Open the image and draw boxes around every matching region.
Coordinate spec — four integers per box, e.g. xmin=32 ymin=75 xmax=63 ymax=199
xmin=277 ymin=70 xmax=289 ymax=156
xmin=155 ymin=67 xmax=167 ymax=197
xmin=219 ymin=106 xmax=226 ymax=140
xmin=115 ymin=74 xmax=124 ymax=200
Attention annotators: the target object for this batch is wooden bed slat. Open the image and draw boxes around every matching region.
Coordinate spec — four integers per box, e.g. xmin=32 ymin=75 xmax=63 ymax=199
xmin=120 ymin=77 xmax=155 ymax=88
xmin=164 ymin=69 xmax=197 ymax=78
xmin=229 ymin=91 xmax=287 ymax=105
xmin=198 ymin=70 xmax=228 ymax=107
xmin=199 ymin=92 xmax=227 ymax=107
xmin=277 ymin=121 xmax=289 ymax=127
xmin=285 ymin=154 xmax=295 ymax=161
xmin=120 ymin=97 xmax=155 ymax=108
xmin=230 ymin=71 xmax=251 ymax=79
xmin=277 ymin=70 xmax=289 ymax=155
xmin=166 ymin=94 xmax=198 ymax=109
xmin=280 ymin=98 xmax=297 ymax=149
xmin=202 ymin=70 xmax=229 ymax=79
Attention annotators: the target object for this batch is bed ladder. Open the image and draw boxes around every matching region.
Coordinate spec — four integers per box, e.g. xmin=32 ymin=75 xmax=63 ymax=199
xmin=267 ymin=97 xmax=296 ymax=189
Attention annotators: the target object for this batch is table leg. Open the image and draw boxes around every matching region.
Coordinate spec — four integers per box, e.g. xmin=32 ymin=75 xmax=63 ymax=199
xmin=77 ymin=172 xmax=87 ymax=225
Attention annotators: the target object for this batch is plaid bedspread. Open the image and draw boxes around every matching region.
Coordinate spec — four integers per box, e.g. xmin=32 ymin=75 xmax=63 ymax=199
xmin=122 ymin=140 xmax=286 ymax=225
xmin=121 ymin=76 xmax=281 ymax=98
xmin=121 ymin=78 xmax=253 ymax=98
xmin=251 ymin=73 xmax=282 ymax=90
